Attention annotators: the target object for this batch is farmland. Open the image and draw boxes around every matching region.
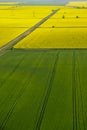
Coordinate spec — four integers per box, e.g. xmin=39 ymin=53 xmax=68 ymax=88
xmin=15 ymin=7 xmax=87 ymax=48
xmin=0 ymin=5 xmax=59 ymax=47
xmin=0 ymin=49 xmax=87 ymax=130
xmin=0 ymin=1 xmax=87 ymax=130
xmin=0 ymin=6 xmax=59 ymax=19
xmin=51 ymin=8 xmax=87 ymax=18
xmin=15 ymin=28 xmax=87 ymax=48
xmin=0 ymin=28 xmax=28 ymax=47
xmin=67 ymin=1 xmax=87 ymax=7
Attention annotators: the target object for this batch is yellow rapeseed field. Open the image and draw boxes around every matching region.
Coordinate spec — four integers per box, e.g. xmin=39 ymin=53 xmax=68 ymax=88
xmin=0 ymin=28 xmax=28 ymax=47
xmin=52 ymin=8 xmax=87 ymax=18
xmin=0 ymin=6 xmax=59 ymax=19
xmin=15 ymin=4 xmax=87 ymax=48
xmin=41 ymin=18 xmax=87 ymax=27
xmin=0 ymin=19 xmax=40 ymax=28
xmin=15 ymin=28 xmax=87 ymax=48
xmin=0 ymin=5 xmax=59 ymax=47
xmin=0 ymin=2 xmax=87 ymax=49
xmin=67 ymin=1 xmax=87 ymax=7
xmin=0 ymin=6 xmax=14 ymax=9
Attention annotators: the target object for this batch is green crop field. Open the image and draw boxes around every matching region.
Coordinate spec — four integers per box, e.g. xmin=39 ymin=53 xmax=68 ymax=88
xmin=0 ymin=49 xmax=87 ymax=130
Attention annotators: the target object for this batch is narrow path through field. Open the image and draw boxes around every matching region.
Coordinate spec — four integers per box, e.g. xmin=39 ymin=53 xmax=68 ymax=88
xmin=72 ymin=51 xmax=77 ymax=130
xmin=76 ymin=52 xmax=86 ymax=130
xmin=72 ymin=51 xmax=86 ymax=130
xmin=0 ymin=9 xmax=59 ymax=53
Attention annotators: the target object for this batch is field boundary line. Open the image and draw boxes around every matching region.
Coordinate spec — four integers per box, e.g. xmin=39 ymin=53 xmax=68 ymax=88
xmin=0 ymin=9 xmax=59 ymax=53
xmin=76 ymin=52 xmax=86 ymax=130
xmin=39 ymin=26 xmax=87 ymax=28
xmin=35 ymin=51 xmax=60 ymax=130
xmin=14 ymin=48 xmax=87 ymax=51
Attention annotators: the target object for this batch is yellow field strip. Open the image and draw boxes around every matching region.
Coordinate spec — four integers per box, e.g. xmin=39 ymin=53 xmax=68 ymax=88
xmin=67 ymin=1 xmax=87 ymax=7
xmin=0 ymin=19 xmax=41 ymax=28
xmin=52 ymin=8 xmax=87 ymax=18
xmin=40 ymin=19 xmax=87 ymax=27
xmin=15 ymin=28 xmax=87 ymax=48
xmin=0 ymin=6 xmax=60 ymax=19
xmin=0 ymin=2 xmax=21 ymax=5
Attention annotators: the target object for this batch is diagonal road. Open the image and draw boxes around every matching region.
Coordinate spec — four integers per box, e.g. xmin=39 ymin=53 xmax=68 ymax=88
xmin=0 ymin=9 xmax=59 ymax=52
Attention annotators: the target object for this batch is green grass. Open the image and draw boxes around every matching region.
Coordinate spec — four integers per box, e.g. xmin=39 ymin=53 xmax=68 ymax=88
xmin=0 ymin=49 xmax=87 ymax=130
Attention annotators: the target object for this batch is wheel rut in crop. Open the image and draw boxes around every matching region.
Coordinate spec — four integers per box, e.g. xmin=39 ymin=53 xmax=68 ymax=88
xmin=0 ymin=54 xmax=25 ymax=88
xmin=72 ymin=51 xmax=77 ymax=130
xmin=72 ymin=51 xmax=86 ymax=130
xmin=0 ymin=51 xmax=45 ymax=130
xmin=76 ymin=52 xmax=86 ymax=130
xmin=35 ymin=51 xmax=60 ymax=130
